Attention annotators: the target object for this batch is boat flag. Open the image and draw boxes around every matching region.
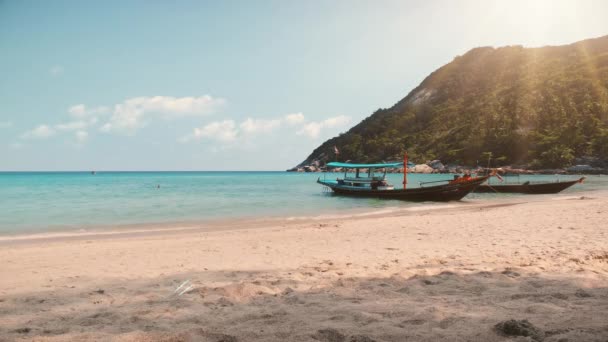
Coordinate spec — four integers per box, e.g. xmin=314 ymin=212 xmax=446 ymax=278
xmin=403 ymin=152 xmax=408 ymax=189
xmin=334 ymin=146 xmax=340 ymax=155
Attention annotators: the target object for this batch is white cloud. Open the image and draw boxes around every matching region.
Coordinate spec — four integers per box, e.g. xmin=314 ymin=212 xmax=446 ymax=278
xmin=16 ymin=95 xmax=228 ymax=147
xmin=138 ymin=95 xmax=225 ymax=117
xmin=21 ymin=120 xmax=95 ymax=143
xmin=298 ymin=122 xmax=323 ymax=139
xmin=297 ymin=115 xmax=351 ymax=139
xmin=21 ymin=125 xmax=56 ymax=139
xmin=0 ymin=121 xmax=13 ymax=128
xmin=323 ymin=115 xmax=351 ymax=128
xmin=181 ymin=116 xmax=284 ymax=144
xmin=240 ymin=118 xmax=281 ymax=134
xmin=181 ymin=112 xmax=352 ymax=145
xmin=49 ymin=65 xmax=64 ymax=76
xmin=184 ymin=120 xmax=238 ymax=143
xmin=69 ymin=104 xmax=86 ymax=117
xmin=100 ymin=95 xmax=225 ymax=134
xmin=55 ymin=120 xmax=88 ymax=131
xmin=20 ymin=120 xmax=94 ymax=145
xmin=100 ymin=102 xmax=144 ymax=134
xmin=54 ymin=106 xmax=105 ymax=144
xmin=75 ymin=130 xmax=88 ymax=143
xmin=284 ymin=112 xmax=305 ymax=125
xmin=54 ymin=116 xmax=98 ymax=137
xmin=68 ymin=104 xmax=108 ymax=119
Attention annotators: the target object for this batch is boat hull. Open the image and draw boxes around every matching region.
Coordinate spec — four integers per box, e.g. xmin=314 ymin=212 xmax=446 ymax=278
xmin=318 ymin=176 xmax=489 ymax=201
xmin=473 ymin=177 xmax=584 ymax=194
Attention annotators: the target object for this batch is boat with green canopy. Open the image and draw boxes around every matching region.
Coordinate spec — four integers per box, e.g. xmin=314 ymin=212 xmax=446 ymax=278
xmin=317 ymin=153 xmax=489 ymax=201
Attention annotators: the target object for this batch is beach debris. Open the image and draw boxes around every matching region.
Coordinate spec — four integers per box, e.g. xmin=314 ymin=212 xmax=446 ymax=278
xmin=216 ymin=297 xmax=233 ymax=307
xmin=204 ymin=332 xmax=238 ymax=342
xmin=551 ymin=292 xmax=569 ymax=300
xmin=588 ymin=251 xmax=608 ymax=261
xmin=174 ymin=279 xmax=189 ymax=293
xmin=313 ymin=328 xmax=346 ymax=342
xmin=311 ymin=330 xmax=374 ymax=342
xmin=94 ymin=289 xmax=105 ymax=294
xmin=348 ymin=335 xmax=376 ymax=342
xmin=574 ymin=289 xmax=592 ymax=298
xmin=501 ymin=269 xmax=521 ymax=278
xmin=13 ymin=327 xmax=31 ymax=334
xmin=494 ymin=319 xmax=545 ymax=341
xmin=400 ymin=319 xmax=426 ymax=326
xmin=185 ymin=329 xmax=238 ymax=342
xmin=172 ymin=279 xmax=194 ymax=296
xmin=422 ymin=279 xmax=439 ymax=285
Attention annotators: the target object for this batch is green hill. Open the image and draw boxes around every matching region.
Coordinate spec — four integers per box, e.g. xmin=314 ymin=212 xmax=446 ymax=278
xmin=301 ymin=35 xmax=608 ymax=169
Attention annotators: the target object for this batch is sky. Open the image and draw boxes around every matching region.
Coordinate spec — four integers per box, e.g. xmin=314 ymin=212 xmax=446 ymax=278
xmin=2 ymin=0 xmax=608 ymax=171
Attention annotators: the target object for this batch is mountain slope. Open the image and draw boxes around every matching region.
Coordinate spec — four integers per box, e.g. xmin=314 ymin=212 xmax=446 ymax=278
xmin=301 ymin=35 xmax=608 ymax=168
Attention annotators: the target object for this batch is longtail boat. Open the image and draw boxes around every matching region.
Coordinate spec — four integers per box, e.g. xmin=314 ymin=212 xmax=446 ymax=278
xmin=317 ymin=154 xmax=489 ymax=201
xmin=474 ymin=177 xmax=585 ymax=194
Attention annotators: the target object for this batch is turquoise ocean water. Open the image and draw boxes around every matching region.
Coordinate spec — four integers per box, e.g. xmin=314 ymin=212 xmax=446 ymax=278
xmin=0 ymin=172 xmax=606 ymax=234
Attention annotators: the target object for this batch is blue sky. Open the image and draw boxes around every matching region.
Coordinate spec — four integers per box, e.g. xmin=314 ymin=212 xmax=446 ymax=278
xmin=2 ymin=0 xmax=608 ymax=170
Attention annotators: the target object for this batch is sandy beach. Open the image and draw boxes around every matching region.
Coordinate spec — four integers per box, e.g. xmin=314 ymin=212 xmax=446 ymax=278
xmin=1 ymin=192 xmax=607 ymax=342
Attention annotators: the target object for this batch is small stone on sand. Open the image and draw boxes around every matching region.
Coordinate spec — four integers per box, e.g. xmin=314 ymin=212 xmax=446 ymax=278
xmin=313 ymin=328 xmax=346 ymax=342
xmin=494 ymin=319 xmax=544 ymax=341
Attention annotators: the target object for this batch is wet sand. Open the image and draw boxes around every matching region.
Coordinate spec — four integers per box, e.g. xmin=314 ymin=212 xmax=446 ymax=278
xmin=1 ymin=192 xmax=607 ymax=341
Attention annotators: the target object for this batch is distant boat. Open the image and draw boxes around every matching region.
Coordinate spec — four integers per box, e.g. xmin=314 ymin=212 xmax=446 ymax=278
xmin=317 ymin=154 xmax=489 ymax=202
xmin=91 ymin=171 xmax=96 ymax=175
xmin=474 ymin=177 xmax=585 ymax=194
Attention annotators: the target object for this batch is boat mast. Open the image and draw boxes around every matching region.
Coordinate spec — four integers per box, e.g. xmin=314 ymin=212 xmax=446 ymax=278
xmin=403 ymin=152 xmax=408 ymax=189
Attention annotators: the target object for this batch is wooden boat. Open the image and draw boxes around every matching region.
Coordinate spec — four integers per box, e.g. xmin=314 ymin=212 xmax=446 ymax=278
xmin=317 ymin=154 xmax=489 ymax=202
xmin=474 ymin=177 xmax=585 ymax=194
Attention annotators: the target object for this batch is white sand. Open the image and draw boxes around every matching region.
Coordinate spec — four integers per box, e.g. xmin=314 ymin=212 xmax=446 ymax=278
xmin=1 ymin=193 xmax=607 ymax=341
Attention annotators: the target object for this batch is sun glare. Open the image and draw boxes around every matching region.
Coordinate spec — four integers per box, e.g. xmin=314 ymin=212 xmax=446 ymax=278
xmin=481 ymin=0 xmax=586 ymax=46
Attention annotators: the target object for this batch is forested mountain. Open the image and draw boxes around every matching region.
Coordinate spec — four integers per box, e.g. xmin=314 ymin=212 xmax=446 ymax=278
xmin=301 ymin=35 xmax=608 ymax=169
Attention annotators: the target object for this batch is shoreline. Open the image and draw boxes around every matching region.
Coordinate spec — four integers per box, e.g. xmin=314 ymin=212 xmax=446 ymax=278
xmin=0 ymin=191 xmax=589 ymax=244
xmin=0 ymin=189 xmax=608 ymax=246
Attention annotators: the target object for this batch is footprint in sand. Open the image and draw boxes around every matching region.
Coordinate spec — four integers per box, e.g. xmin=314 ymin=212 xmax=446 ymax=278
xmin=501 ymin=269 xmax=521 ymax=278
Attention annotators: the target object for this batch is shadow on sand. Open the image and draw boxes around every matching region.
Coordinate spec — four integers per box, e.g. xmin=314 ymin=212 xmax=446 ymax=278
xmin=1 ymin=267 xmax=607 ymax=342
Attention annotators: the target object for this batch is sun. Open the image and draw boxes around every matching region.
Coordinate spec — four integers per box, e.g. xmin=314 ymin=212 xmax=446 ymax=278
xmin=481 ymin=0 xmax=587 ymax=46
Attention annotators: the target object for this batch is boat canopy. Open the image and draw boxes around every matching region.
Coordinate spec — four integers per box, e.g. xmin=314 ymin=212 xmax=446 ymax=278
xmin=326 ymin=162 xmax=404 ymax=169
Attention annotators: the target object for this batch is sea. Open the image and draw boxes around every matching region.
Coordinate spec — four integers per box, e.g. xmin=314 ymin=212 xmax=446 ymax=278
xmin=0 ymin=171 xmax=606 ymax=235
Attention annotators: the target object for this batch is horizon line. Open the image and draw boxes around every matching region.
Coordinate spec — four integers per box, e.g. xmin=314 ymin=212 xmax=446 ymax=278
xmin=0 ymin=170 xmax=291 ymax=173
